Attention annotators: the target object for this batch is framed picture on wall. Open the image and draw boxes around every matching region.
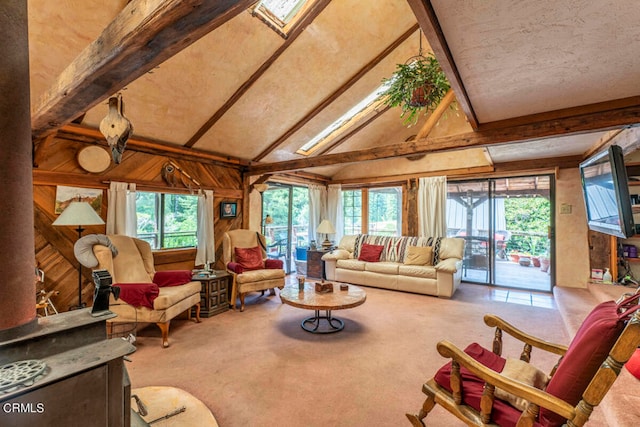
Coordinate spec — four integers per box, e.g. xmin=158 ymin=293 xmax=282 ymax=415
xmin=220 ymin=202 xmax=237 ymax=218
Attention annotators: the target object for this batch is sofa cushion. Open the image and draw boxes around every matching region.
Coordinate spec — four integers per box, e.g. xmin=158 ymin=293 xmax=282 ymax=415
xmin=439 ymin=237 xmax=465 ymax=260
xmin=153 ymin=270 xmax=193 ymax=287
xmin=359 ymin=243 xmax=384 ymax=262
xmin=398 ymin=264 xmax=437 ymax=279
xmin=336 ymin=259 xmax=366 ymax=271
xmin=235 ymin=268 xmax=285 ymax=284
xmin=234 ymin=246 xmax=265 ymax=270
xmin=153 ymin=281 xmax=201 ymax=310
xmin=338 ymin=235 xmax=358 ymax=252
xmin=404 ymin=246 xmax=434 ymax=266
xmin=365 ymin=262 xmax=399 ymax=275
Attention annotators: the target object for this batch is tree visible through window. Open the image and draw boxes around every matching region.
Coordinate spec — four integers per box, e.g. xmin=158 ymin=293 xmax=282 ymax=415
xmin=368 ymin=187 xmax=401 ymax=236
xmin=136 ymin=192 xmax=198 ymax=250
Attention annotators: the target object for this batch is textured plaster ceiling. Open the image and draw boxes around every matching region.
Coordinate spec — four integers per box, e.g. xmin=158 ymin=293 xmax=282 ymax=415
xmin=26 ymin=0 xmax=640 ymax=180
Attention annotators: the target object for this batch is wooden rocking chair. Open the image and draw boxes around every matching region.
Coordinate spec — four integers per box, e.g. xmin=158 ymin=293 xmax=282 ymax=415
xmin=407 ymin=290 xmax=640 ymax=427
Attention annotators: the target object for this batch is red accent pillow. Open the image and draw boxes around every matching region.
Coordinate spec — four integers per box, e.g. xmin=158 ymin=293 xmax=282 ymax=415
xmin=539 ymin=301 xmax=626 ymax=427
xmin=153 ymin=270 xmax=192 ymax=287
xmin=626 ymin=348 xmax=640 ymax=380
xmin=434 ymin=343 xmax=521 ymax=427
xmin=234 ymin=246 xmax=264 ymax=270
xmin=114 ymin=283 xmax=159 ymax=309
xmin=358 ymin=244 xmax=384 ymax=262
xmin=265 ymin=258 xmax=283 ymax=269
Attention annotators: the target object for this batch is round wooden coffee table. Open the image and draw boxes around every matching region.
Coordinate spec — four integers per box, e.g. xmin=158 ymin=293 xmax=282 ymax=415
xmin=280 ymin=283 xmax=366 ymax=333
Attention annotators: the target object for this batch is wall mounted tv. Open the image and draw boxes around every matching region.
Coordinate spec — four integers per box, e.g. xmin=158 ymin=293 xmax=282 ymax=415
xmin=579 ymin=144 xmax=635 ymax=238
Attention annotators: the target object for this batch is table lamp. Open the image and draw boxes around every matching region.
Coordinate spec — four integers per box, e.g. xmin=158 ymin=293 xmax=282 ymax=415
xmin=317 ymin=219 xmax=335 ymax=250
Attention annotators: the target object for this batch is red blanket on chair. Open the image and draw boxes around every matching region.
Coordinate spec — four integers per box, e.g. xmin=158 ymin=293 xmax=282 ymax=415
xmin=114 ymin=283 xmax=159 ymax=309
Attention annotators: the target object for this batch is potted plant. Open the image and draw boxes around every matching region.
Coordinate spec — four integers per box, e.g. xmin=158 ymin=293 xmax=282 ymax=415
xmin=380 ymin=53 xmax=450 ymax=126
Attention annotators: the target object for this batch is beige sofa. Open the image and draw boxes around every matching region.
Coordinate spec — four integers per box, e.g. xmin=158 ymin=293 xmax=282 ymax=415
xmin=322 ymin=234 xmax=464 ymax=298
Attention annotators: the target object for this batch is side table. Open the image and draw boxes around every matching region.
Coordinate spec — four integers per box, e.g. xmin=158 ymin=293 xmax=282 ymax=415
xmin=306 ymin=249 xmax=328 ymax=279
xmin=191 ymin=271 xmax=230 ymax=317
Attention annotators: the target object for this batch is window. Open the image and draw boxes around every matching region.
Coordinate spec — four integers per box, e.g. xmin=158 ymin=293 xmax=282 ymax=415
xmin=368 ymin=187 xmax=401 ymax=236
xmin=342 ymin=187 xmax=402 ymax=236
xmin=343 ymin=190 xmax=362 ymax=235
xmin=297 ymin=83 xmax=388 ymax=156
xmin=136 ymin=192 xmax=198 ymax=250
xmin=252 ymin=0 xmax=317 ymax=38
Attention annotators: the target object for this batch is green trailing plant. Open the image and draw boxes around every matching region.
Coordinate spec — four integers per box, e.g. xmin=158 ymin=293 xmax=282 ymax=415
xmin=379 ymin=53 xmax=450 ymax=126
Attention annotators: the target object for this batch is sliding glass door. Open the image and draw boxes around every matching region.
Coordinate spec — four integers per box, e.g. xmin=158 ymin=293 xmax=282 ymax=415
xmin=447 ymin=175 xmax=554 ymax=292
xmin=262 ymin=184 xmax=309 ymax=274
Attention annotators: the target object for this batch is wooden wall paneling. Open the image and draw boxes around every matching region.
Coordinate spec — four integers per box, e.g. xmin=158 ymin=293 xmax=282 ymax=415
xmin=33 ymin=137 xmax=246 ymax=307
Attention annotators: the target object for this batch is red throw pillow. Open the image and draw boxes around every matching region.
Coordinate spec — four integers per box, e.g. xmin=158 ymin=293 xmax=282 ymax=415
xmin=358 ymin=243 xmax=384 ymax=262
xmin=153 ymin=270 xmax=192 ymax=287
xmin=539 ymin=301 xmax=626 ymax=426
xmin=234 ymin=246 xmax=264 ymax=270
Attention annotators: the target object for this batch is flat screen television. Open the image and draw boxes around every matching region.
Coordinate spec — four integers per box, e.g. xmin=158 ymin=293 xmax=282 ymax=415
xmin=579 ymin=144 xmax=635 ymax=238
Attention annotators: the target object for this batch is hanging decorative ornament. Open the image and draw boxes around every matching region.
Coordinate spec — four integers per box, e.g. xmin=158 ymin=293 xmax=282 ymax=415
xmin=99 ymin=94 xmax=133 ymax=164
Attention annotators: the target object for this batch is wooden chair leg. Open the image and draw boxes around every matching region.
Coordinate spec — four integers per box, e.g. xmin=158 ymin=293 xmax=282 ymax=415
xmin=269 ymin=288 xmax=276 ymax=296
xmin=406 ymin=390 xmax=436 ymax=427
xmin=156 ymin=321 xmax=170 ymax=348
xmin=240 ymin=293 xmax=245 ymax=312
xmin=190 ymin=302 xmax=201 ymax=323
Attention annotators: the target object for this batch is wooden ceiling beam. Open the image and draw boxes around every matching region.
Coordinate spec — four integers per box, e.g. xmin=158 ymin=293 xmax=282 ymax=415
xmin=59 ymin=124 xmax=249 ymax=166
xmin=31 ymin=0 xmax=255 ymax=140
xmin=248 ymin=103 xmax=640 ymax=175
xmin=185 ymin=0 xmax=332 ymax=148
xmin=253 ymin=23 xmax=420 ymax=161
xmin=406 ymin=0 xmax=479 ymax=129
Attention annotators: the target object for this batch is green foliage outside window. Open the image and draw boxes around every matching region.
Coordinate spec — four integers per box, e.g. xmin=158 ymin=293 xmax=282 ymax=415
xmin=136 ymin=192 xmax=198 ymax=249
xmin=504 ymin=197 xmax=550 ymax=256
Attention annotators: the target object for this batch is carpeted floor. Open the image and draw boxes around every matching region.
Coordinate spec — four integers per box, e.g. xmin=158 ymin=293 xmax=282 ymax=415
xmin=125 ymin=283 xmax=573 ymax=426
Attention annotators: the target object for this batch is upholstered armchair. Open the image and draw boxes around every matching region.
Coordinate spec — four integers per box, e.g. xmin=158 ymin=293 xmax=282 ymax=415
xmin=222 ymin=230 xmax=285 ymax=312
xmin=82 ymin=234 xmax=201 ymax=348
xmin=406 ymin=291 xmax=640 ymax=427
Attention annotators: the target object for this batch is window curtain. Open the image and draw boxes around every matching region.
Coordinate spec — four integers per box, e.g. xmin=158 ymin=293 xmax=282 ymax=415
xmin=327 ymin=184 xmax=343 ymax=245
xmin=418 ymin=176 xmax=447 ymax=238
xmin=308 ymin=184 xmax=327 ymax=245
xmin=195 ymin=189 xmax=215 ymax=267
xmin=106 ymin=181 xmax=137 ymax=236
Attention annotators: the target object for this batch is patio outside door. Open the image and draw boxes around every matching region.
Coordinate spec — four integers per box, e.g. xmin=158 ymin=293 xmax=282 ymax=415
xmin=447 ymin=175 xmax=554 ymax=292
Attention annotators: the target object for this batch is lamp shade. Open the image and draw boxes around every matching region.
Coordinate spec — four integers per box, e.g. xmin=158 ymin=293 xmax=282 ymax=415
xmin=52 ymin=201 xmax=105 ymax=226
xmin=317 ymin=219 xmax=335 ymax=234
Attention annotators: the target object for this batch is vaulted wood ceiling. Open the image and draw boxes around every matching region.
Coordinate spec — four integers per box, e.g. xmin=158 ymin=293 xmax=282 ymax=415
xmin=28 ymin=0 xmax=640 ymax=182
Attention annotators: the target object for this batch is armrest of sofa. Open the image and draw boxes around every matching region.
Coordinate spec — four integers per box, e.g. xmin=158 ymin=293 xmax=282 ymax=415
xmin=322 ymin=249 xmax=352 ymax=261
xmin=435 ymin=258 xmax=461 ymax=274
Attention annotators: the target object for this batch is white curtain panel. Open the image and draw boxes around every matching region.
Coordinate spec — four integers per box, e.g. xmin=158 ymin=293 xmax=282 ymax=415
xmin=196 ymin=189 xmax=215 ymax=267
xmin=308 ymin=184 xmax=327 ymax=245
xmin=327 ymin=184 xmax=343 ymax=245
xmin=106 ymin=181 xmax=137 ymax=236
xmin=418 ymin=176 xmax=447 ymax=238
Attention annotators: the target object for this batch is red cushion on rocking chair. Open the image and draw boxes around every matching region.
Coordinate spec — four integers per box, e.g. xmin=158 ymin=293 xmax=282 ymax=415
xmin=433 ymin=343 xmax=525 ymax=427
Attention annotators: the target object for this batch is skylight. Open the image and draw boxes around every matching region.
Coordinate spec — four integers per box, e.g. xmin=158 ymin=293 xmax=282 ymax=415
xmin=297 ymin=82 xmax=390 ymax=155
xmin=252 ymin=0 xmax=315 ymax=37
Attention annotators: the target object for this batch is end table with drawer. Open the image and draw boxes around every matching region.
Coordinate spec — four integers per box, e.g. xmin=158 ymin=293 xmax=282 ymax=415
xmin=191 ymin=270 xmax=231 ymax=317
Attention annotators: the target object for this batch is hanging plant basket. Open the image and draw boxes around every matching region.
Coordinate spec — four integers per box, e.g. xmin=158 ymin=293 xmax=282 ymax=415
xmin=379 ymin=53 xmax=450 ymax=126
